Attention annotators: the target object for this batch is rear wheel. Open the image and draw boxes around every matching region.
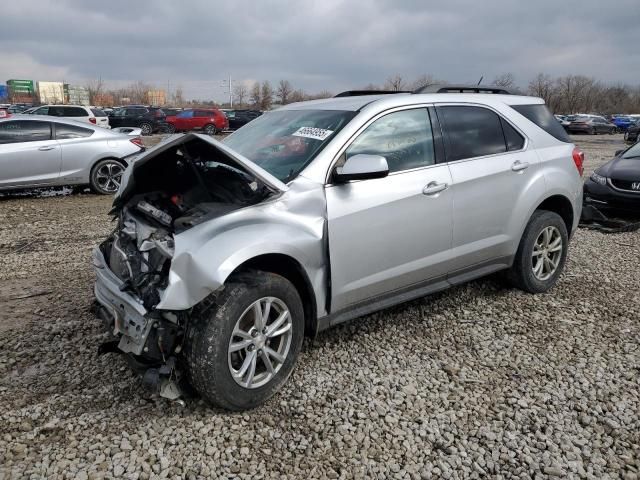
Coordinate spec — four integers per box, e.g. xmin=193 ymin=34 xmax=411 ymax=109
xmin=204 ymin=123 xmax=217 ymax=135
xmin=506 ymin=210 xmax=568 ymax=293
xmin=90 ymin=159 xmax=125 ymax=195
xmin=186 ymin=271 xmax=304 ymax=410
xmin=139 ymin=122 xmax=153 ymax=135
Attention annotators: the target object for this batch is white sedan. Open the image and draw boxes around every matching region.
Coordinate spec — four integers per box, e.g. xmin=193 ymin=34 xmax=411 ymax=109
xmin=0 ymin=115 xmax=144 ymax=194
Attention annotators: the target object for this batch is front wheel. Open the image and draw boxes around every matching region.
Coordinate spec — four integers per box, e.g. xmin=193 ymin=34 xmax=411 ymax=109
xmin=185 ymin=271 xmax=304 ymax=410
xmin=506 ymin=210 xmax=568 ymax=293
xmin=89 ymin=159 xmax=125 ymax=195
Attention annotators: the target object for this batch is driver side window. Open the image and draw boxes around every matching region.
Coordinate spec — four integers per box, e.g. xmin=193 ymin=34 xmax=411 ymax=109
xmin=345 ymin=108 xmax=435 ymax=173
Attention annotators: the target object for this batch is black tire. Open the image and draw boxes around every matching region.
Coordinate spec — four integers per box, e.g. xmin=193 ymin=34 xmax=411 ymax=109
xmin=165 ymin=123 xmax=176 ymax=134
xmin=139 ymin=122 xmax=153 ymax=135
xmin=89 ymin=159 xmax=125 ymax=195
xmin=185 ymin=271 xmax=304 ymax=410
xmin=506 ymin=210 xmax=569 ymax=294
xmin=203 ymin=123 xmax=217 ymax=135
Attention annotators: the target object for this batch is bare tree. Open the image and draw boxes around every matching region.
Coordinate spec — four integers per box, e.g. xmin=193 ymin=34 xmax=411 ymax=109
xmin=361 ymin=83 xmax=380 ymax=91
xmin=233 ymin=83 xmax=248 ymax=106
xmin=289 ymin=89 xmax=306 ymax=103
xmin=172 ymin=86 xmax=184 ymax=107
xmin=276 ymin=80 xmax=293 ymax=105
xmin=492 ymin=73 xmax=516 ymax=88
xmin=261 ymin=81 xmax=274 ymax=110
xmin=384 ymin=75 xmax=406 ymax=91
xmin=250 ymin=82 xmax=261 ymax=108
xmin=411 ymin=74 xmax=443 ymax=91
xmin=85 ymin=78 xmax=104 ymax=105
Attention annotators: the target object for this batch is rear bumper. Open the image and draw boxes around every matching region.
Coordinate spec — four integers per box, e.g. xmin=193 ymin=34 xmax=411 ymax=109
xmin=92 ymin=247 xmax=153 ymax=355
xmin=583 ymin=179 xmax=640 ymax=213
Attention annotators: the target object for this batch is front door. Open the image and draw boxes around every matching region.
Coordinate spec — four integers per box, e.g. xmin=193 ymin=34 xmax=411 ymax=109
xmin=326 ymin=107 xmax=453 ymax=311
xmin=0 ymin=120 xmax=61 ymax=188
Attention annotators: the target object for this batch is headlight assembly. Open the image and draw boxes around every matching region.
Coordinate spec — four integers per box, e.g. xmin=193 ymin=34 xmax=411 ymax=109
xmin=590 ymin=172 xmax=607 ymax=186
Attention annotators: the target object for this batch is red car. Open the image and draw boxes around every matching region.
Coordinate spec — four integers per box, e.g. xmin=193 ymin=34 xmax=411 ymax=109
xmin=165 ymin=108 xmax=228 ymax=135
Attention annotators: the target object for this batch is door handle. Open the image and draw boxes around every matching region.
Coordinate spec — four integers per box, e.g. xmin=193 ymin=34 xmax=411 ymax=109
xmin=511 ymin=160 xmax=529 ymax=172
xmin=38 ymin=146 xmax=56 ymax=151
xmin=422 ymin=181 xmax=448 ymax=196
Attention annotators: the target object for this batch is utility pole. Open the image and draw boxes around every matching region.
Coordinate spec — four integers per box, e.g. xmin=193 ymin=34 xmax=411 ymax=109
xmin=221 ymin=75 xmax=233 ymax=108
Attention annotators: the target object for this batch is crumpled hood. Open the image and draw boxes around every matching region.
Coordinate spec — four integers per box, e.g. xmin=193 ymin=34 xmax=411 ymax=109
xmin=113 ymin=133 xmax=288 ymax=208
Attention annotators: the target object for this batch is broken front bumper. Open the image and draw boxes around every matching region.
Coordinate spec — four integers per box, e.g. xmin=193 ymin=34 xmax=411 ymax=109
xmin=92 ymin=247 xmax=154 ymax=356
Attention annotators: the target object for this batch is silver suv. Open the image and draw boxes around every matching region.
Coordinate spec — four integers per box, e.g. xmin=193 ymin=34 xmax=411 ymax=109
xmin=93 ymin=89 xmax=584 ymax=410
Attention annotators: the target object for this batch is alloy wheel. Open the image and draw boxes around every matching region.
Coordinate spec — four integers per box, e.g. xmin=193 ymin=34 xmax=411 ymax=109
xmin=531 ymin=226 xmax=563 ymax=281
xmin=228 ymin=297 xmax=293 ymax=389
xmin=95 ymin=162 xmax=124 ymax=193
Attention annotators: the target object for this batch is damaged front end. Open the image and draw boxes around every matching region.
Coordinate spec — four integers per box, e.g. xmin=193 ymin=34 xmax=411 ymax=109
xmin=93 ymin=133 xmax=288 ymax=399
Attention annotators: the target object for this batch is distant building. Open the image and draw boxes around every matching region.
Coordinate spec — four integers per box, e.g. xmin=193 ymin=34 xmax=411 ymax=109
xmin=146 ymin=90 xmax=166 ymax=106
xmin=38 ymin=81 xmax=65 ymax=104
xmin=64 ymin=84 xmax=90 ymax=105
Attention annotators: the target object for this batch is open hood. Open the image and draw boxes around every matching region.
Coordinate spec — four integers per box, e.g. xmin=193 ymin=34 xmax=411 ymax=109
xmin=114 ymin=133 xmax=288 ymax=208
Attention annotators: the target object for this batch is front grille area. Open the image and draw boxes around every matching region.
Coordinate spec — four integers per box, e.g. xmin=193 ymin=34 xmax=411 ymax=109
xmin=610 ymin=178 xmax=640 ymax=192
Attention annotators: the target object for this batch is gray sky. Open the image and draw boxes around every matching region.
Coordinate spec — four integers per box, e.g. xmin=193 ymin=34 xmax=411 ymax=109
xmin=1 ymin=0 xmax=639 ymax=101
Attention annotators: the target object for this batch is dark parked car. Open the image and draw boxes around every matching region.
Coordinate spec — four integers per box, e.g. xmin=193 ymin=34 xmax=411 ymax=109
xmin=584 ymin=142 xmax=640 ymax=213
xmin=624 ymin=120 xmax=640 ymax=144
xmin=567 ymin=116 xmax=616 ymax=135
xmin=223 ymin=109 xmax=262 ymax=130
xmin=165 ymin=108 xmax=228 ymax=134
xmin=108 ymin=106 xmax=167 ymax=135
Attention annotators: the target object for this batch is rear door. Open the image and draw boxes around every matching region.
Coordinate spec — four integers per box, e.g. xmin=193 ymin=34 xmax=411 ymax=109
xmin=0 ymin=120 xmax=61 ymax=188
xmin=54 ymin=122 xmax=97 ymax=181
xmin=174 ymin=110 xmax=193 ymax=130
xmin=436 ymin=104 xmax=538 ymax=276
xmin=62 ymin=106 xmax=90 ymax=125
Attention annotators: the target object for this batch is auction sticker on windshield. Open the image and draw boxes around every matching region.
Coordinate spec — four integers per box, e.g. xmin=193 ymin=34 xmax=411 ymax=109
xmin=292 ymin=127 xmax=334 ymax=141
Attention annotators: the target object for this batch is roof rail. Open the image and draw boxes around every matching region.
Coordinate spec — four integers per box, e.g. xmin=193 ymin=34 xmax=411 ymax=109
xmin=334 ymin=90 xmax=411 ymax=98
xmin=413 ymin=84 xmax=514 ymax=95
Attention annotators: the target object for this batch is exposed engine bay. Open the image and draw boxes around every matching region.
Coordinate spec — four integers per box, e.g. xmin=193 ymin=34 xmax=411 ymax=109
xmin=95 ymin=136 xmax=280 ymax=399
xmin=101 ymin=137 xmax=275 ymax=310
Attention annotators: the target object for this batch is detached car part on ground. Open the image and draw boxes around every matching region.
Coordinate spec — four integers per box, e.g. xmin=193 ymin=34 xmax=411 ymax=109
xmin=93 ymin=92 xmax=583 ymax=410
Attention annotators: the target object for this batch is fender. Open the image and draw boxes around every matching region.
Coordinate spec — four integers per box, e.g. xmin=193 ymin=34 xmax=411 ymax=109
xmin=156 ymin=179 xmax=328 ymax=312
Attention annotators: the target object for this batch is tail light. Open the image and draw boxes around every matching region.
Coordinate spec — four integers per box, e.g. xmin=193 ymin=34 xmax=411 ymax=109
xmin=89 ymin=117 xmax=97 ymax=124
xmin=130 ymin=137 xmax=144 ymax=148
xmin=572 ymin=147 xmax=584 ymax=176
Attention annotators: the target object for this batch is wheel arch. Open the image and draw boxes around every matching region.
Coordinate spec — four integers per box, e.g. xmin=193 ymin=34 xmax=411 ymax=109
xmin=228 ymin=253 xmax=318 ymax=338
xmin=534 ymin=194 xmax=575 ymax=237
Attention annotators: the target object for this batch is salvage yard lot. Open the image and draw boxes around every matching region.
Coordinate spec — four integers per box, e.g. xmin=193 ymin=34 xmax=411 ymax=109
xmin=0 ymin=135 xmax=639 ymax=478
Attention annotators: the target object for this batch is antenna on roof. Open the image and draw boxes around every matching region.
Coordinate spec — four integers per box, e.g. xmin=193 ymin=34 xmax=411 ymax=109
xmin=477 ymin=76 xmax=484 ymax=86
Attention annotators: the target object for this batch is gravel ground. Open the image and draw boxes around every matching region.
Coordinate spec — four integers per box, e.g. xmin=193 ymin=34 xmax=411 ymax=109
xmin=0 ymin=135 xmax=638 ymax=479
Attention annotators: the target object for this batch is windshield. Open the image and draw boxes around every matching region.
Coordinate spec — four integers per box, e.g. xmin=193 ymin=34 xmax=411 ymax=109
xmin=622 ymin=142 xmax=640 ymax=159
xmin=223 ymin=109 xmax=356 ymax=182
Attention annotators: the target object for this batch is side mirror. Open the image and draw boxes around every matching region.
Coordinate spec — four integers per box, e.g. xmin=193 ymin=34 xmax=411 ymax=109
xmin=615 ymin=149 xmax=625 ymax=157
xmin=333 ymin=154 xmax=389 ymax=183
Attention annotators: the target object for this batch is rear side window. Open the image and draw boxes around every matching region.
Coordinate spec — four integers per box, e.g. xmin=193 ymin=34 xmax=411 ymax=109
xmin=195 ymin=110 xmax=212 ymax=117
xmin=91 ymin=108 xmax=106 ymax=117
xmin=0 ymin=120 xmax=51 ymax=143
xmin=511 ymin=104 xmax=571 ymax=143
xmin=177 ymin=110 xmax=194 ymax=118
xmin=439 ymin=106 xmax=507 ymax=161
xmin=55 ymin=123 xmax=94 ymax=139
xmin=64 ymin=107 xmax=88 ymax=117
xmin=500 ymin=118 xmax=525 ymax=151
